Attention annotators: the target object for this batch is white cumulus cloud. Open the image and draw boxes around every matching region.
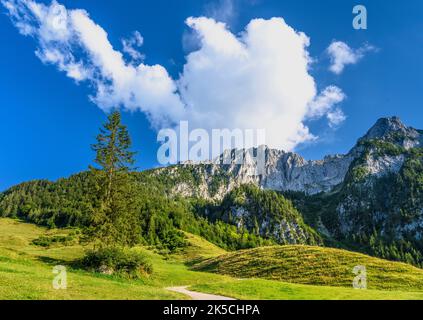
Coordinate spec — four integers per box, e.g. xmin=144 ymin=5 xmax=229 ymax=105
xmin=327 ymin=108 xmax=347 ymax=128
xmin=179 ymin=17 xmax=345 ymax=150
xmin=1 ymin=0 xmax=185 ymax=128
xmin=327 ymin=40 xmax=375 ymax=74
xmin=2 ymin=0 xmax=347 ymax=151
xmin=307 ymin=86 xmax=346 ymax=126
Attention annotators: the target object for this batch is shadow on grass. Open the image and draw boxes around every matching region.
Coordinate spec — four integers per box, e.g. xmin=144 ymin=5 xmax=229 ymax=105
xmin=189 ymin=258 xmax=220 ymax=272
xmin=184 ymin=257 xmax=207 ymax=267
xmin=36 ymin=255 xmax=117 ymax=281
xmin=36 ymin=252 xmax=154 ymax=283
xmin=37 ymin=255 xmax=85 ymax=271
xmin=37 ymin=255 xmax=69 ymax=266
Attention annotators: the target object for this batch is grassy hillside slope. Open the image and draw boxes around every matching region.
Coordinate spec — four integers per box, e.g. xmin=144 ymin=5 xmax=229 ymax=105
xmin=0 ymin=218 xmax=228 ymax=300
xmin=173 ymin=232 xmax=227 ymax=263
xmin=1 ymin=218 xmax=423 ymax=300
xmin=193 ymin=245 xmax=423 ymax=291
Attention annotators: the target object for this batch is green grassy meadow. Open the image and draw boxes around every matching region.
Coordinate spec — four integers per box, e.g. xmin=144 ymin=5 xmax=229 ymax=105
xmin=193 ymin=245 xmax=423 ymax=291
xmin=191 ymin=279 xmax=423 ymax=300
xmin=1 ymin=218 xmax=423 ymax=300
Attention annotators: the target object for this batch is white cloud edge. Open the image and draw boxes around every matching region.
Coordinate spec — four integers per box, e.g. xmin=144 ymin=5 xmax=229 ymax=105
xmin=327 ymin=40 xmax=376 ymax=74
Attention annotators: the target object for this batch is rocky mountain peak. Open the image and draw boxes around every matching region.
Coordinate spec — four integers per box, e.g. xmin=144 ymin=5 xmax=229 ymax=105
xmin=356 ymin=117 xmax=422 ymax=151
xmin=360 ymin=117 xmax=422 ymax=147
xmin=363 ymin=117 xmax=407 ymax=139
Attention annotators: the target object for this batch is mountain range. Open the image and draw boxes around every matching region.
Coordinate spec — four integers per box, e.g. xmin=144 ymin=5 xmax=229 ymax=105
xmin=172 ymin=117 xmax=422 ymax=197
xmin=1 ymin=117 xmax=422 ymax=266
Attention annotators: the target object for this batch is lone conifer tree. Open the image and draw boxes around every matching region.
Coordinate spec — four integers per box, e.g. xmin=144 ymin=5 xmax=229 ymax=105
xmin=87 ymin=111 xmax=140 ymax=248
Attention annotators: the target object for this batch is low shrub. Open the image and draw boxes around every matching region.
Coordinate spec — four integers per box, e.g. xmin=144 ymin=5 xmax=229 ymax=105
xmin=32 ymin=234 xmax=76 ymax=247
xmin=81 ymin=247 xmax=153 ymax=278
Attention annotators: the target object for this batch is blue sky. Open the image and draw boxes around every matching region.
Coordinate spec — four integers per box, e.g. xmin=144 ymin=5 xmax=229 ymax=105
xmin=0 ymin=0 xmax=422 ymax=191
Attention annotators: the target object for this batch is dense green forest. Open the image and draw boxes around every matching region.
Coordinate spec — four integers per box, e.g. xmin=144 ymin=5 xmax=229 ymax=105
xmin=205 ymin=184 xmax=322 ymax=245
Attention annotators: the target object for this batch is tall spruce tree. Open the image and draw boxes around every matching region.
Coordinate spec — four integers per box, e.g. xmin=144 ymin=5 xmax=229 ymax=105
xmin=87 ymin=111 xmax=140 ymax=248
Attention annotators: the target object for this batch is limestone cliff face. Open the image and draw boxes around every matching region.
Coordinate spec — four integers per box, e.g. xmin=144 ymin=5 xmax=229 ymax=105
xmin=175 ymin=148 xmax=354 ymax=199
xmin=259 ymin=151 xmax=354 ymax=194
